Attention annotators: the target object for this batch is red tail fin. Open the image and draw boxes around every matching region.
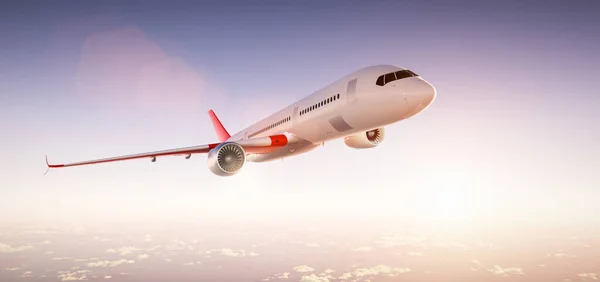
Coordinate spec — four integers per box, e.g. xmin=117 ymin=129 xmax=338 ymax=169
xmin=208 ymin=109 xmax=231 ymax=142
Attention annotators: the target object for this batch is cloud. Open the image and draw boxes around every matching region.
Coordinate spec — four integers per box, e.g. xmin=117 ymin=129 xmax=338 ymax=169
xmin=87 ymin=259 xmax=135 ymax=268
xmin=262 ymin=272 xmax=291 ymax=280
xmin=20 ymin=270 xmax=34 ymax=278
xmin=57 ymin=270 xmax=90 ymax=281
xmin=294 ymin=265 xmax=315 ymax=273
xmin=352 ymin=246 xmax=372 ymax=252
xmin=73 ymin=258 xmax=100 ymax=262
xmin=338 ymin=265 xmax=411 ymax=280
xmin=75 ymin=26 xmax=206 ymax=112
xmin=407 ymin=251 xmax=423 ymax=256
xmin=205 ymin=248 xmax=258 ymax=257
xmin=578 ymin=273 xmax=598 ymax=281
xmin=0 ymin=243 xmax=33 ymax=253
xmin=137 ymin=254 xmax=149 ymax=260
xmin=106 ymin=246 xmax=142 ymax=256
xmin=53 ymin=257 xmax=71 ymax=261
xmin=104 ymin=276 xmax=112 ymax=279
xmin=5 ymin=267 xmax=21 ymax=271
xmin=275 ymin=272 xmax=290 ymax=279
xmin=300 ymin=274 xmax=330 ymax=282
xmin=488 ymin=265 xmax=524 ymax=276
xmin=549 ymin=252 xmax=576 ymax=258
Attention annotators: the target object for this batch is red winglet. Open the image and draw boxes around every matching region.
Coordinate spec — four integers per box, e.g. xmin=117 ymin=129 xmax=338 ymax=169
xmin=46 ymin=155 xmax=64 ymax=168
xmin=208 ymin=109 xmax=231 ymax=142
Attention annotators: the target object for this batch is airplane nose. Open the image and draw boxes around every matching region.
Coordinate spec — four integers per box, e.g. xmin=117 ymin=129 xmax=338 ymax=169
xmin=421 ymin=81 xmax=436 ymax=107
xmin=403 ymin=79 xmax=436 ymax=119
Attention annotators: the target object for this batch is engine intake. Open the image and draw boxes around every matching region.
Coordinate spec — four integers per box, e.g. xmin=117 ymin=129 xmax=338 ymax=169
xmin=344 ymin=127 xmax=385 ymax=149
xmin=207 ymin=142 xmax=246 ymax=176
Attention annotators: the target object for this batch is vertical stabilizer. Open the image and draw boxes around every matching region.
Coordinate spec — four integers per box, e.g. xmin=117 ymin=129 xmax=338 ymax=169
xmin=208 ymin=109 xmax=231 ymax=142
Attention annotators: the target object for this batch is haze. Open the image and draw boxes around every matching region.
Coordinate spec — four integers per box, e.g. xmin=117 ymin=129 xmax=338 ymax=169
xmin=1 ymin=1 xmax=599 ymax=281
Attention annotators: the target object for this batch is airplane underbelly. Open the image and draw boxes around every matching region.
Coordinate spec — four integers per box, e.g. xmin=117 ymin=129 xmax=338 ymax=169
xmin=246 ymin=138 xmax=318 ymax=162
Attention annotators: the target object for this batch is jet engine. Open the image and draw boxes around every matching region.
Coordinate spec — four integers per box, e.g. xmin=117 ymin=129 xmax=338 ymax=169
xmin=344 ymin=127 xmax=386 ymax=149
xmin=207 ymin=142 xmax=246 ymax=176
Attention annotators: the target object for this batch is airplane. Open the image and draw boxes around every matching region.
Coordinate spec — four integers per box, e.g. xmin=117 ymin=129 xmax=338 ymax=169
xmin=45 ymin=64 xmax=436 ymax=177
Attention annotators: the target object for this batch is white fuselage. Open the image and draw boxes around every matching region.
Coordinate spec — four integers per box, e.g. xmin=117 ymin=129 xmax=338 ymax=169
xmin=226 ymin=64 xmax=436 ymax=162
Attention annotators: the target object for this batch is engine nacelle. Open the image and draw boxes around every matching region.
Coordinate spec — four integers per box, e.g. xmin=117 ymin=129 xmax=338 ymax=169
xmin=207 ymin=142 xmax=246 ymax=176
xmin=344 ymin=127 xmax=386 ymax=149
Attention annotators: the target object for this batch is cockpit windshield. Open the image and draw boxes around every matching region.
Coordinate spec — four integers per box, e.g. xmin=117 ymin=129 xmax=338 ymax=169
xmin=375 ymin=70 xmax=418 ymax=86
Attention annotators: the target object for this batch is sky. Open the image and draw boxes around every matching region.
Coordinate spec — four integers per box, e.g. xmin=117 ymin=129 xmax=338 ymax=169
xmin=1 ymin=0 xmax=600 ymax=226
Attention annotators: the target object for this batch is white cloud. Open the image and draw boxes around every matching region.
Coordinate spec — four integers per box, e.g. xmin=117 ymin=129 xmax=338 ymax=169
xmin=300 ymin=274 xmax=330 ymax=282
xmin=488 ymin=265 xmax=524 ymax=276
xmin=0 ymin=243 xmax=33 ymax=253
xmin=407 ymin=251 xmax=423 ymax=256
xmin=57 ymin=270 xmax=90 ymax=281
xmin=338 ymin=265 xmax=411 ymax=280
xmin=274 ymin=272 xmax=290 ymax=279
xmin=53 ymin=257 xmax=71 ymax=261
xmin=205 ymin=248 xmax=259 ymax=257
xmin=324 ymin=269 xmax=335 ymax=274
xmin=294 ymin=265 xmax=315 ymax=273
xmin=106 ymin=246 xmax=142 ymax=256
xmin=104 ymin=276 xmax=112 ymax=279
xmin=578 ymin=273 xmax=598 ymax=281
xmin=352 ymin=246 xmax=372 ymax=252
xmin=87 ymin=259 xmax=135 ymax=268
xmin=5 ymin=267 xmax=21 ymax=271
xmin=20 ymin=271 xmax=34 ymax=278
xmin=549 ymin=252 xmax=577 ymax=258
xmin=137 ymin=254 xmax=149 ymax=259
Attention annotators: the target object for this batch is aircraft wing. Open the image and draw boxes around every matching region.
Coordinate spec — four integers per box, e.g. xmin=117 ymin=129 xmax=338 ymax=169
xmin=46 ymin=134 xmax=291 ymax=169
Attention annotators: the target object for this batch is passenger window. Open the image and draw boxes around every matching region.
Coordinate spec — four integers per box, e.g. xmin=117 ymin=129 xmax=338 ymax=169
xmin=337 ymin=93 xmax=340 ymax=99
xmin=384 ymin=72 xmax=396 ymax=84
xmin=376 ymin=75 xmax=384 ymax=86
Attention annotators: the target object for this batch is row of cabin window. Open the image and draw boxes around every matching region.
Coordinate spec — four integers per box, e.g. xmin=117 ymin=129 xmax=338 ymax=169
xmin=375 ymin=70 xmax=419 ymax=86
xmin=249 ymin=116 xmax=291 ymax=138
xmin=300 ymin=93 xmax=341 ymax=116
